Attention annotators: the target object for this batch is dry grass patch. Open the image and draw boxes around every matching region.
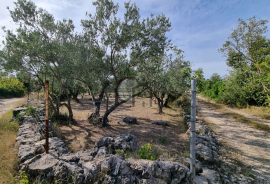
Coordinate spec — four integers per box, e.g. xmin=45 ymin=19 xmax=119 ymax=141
xmin=225 ymin=112 xmax=270 ymax=132
xmin=0 ymin=98 xmax=26 ymax=184
xmin=237 ymin=105 xmax=270 ymax=120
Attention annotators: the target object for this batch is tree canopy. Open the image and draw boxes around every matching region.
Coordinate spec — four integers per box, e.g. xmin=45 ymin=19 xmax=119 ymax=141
xmin=0 ymin=0 xmax=192 ymax=126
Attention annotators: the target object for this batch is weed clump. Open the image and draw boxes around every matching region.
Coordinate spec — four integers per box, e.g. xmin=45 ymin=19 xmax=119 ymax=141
xmin=158 ymin=135 xmax=165 ymax=144
xmin=138 ymin=143 xmax=155 ymax=161
xmin=26 ymin=106 xmax=36 ymax=116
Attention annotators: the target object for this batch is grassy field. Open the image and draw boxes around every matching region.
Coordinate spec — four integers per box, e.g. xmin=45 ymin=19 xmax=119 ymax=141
xmin=0 ymin=99 xmax=25 ymax=184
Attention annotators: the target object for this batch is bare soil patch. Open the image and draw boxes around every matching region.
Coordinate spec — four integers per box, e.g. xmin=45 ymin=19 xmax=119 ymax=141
xmin=59 ymin=95 xmax=189 ymax=159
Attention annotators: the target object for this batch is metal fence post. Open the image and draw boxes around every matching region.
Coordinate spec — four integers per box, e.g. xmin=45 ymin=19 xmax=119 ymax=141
xmin=190 ymin=79 xmax=196 ymax=180
xmin=45 ymin=80 xmax=49 ymax=154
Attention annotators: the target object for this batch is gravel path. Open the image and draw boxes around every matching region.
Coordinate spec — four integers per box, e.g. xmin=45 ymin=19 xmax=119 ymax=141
xmin=0 ymin=97 xmax=25 ymax=118
xmin=197 ymin=95 xmax=270 ymax=182
xmin=198 ymin=95 xmax=270 ymax=128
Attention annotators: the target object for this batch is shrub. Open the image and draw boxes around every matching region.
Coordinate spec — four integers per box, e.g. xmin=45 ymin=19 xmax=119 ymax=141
xmin=178 ymin=94 xmax=191 ymax=114
xmin=26 ymin=106 xmax=36 ymax=116
xmin=0 ymin=77 xmax=26 ymax=97
xmin=114 ymin=149 xmax=130 ymax=158
xmin=138 ymin=143 xmax=155 ymax=160
xmin=20 ymin=171 xmax=29 ymax=184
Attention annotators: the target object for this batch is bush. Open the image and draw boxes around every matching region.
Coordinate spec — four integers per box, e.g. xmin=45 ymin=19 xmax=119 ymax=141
xmin=177 ymin=94 xmax=191 ymax=114
xmin=0 ymin=77 xmax=26 ymax=97
xmin=202 ymin=81 xmax=224 ymax=100
xmin=220 ymin=70 xmax=267 ymax=107
xmin=20 ymin=171 xmax=29 ymax=184
xmin=114 ymin=149 xmax=130 ymax=158
xmin=138 ymin=143 xmax=155 ymax=160
xmin=26 ymin=106 xmax=36 ymax=116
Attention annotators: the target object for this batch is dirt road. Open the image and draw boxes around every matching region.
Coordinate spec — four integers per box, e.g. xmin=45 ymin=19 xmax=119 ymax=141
xmin=0 ymin=97 xmax=26 ymax=118
xmin=197 ymin=95 xmax=270 ymax=181
xmin=198 ymin=95 xmax=270 ymax=128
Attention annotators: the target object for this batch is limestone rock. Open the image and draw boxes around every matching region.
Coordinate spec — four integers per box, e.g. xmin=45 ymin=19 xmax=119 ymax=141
xmin=182 ymin=158 xmax=203 ymax=175
xmin=152 ymin=120 xmax=169 ymax=126
xmin=95 ymin=132 xmax=139 ymax=152
xmin=195 ymin=175 xmax=209 ymax=184
xmin=196 ymin=135 xmax=219 ymax=163
xmin=123 ymin=117 xmax=137 ymax=124
xmin=27 ymin=153 xmax=59 ymax=178
xmin=13 ymin=107 xmax=27 ymax=117
xmin=200 ymin=168 xmax=222 ymax=184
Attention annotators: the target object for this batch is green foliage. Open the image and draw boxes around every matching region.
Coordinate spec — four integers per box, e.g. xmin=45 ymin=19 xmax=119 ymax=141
xmin=137 ymin=47 xmax=191 ymax=113
xmin=177 ymin=94 xmax=191 ymax=114
xmin=199 ymin=70 xmax=268 ymax=107
xmin=26 ymin=106 xmax=36 ymax=116
xmin=202 ymin=80 xmax=224 ymax=101
xmin=0 ymin=0 xmax=190 ymax=124
xmin=115 ymin=149 xmax=122 ymax=154
xmin=0 ymin=77 xmax=26 ymax=97
xmin=114 ymin=149 xmax=130 ymax=158
xmin=193 ymin=68 xmax=205 ymax=93
xmin=223 ymin=72 xmax=267 ymax=107
xmin=217 ymin=16 xmax=270 ymax=106
xmin=4 ymin=121 xmax=19 ymax=132
xmin=138 ymin=143 xmax=155 ymax=160
xmin=196 ymin=72 xmax=225 ymax=103
xmin=20 ymin=171 xmax=29 ymax=184
xmin=51 ymin=121 xmax=63 ymax=139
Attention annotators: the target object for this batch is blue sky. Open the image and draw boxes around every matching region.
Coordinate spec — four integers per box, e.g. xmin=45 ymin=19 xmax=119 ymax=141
xmin=1 ymin=0 xmax=270 ymax=79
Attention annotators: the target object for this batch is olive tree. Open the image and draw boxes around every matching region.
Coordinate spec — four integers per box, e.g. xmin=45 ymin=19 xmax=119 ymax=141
xmin=137 ymin=47 xmax=191 ymax=113
xmin=81 ymin=0 xmax=173 ymax=126
xmin=0 ymin=0 xmax=80 ymax=120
